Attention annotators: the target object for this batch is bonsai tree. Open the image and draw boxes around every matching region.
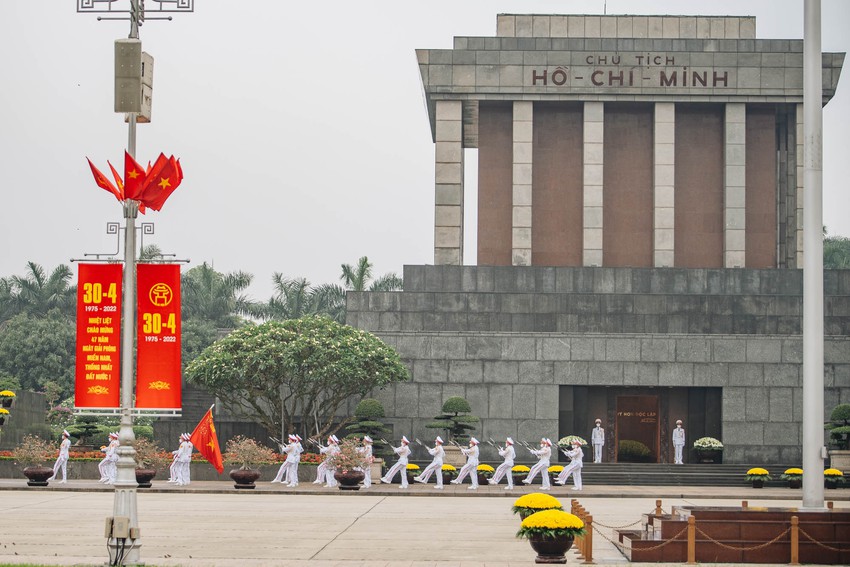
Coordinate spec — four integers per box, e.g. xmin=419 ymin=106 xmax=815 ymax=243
xmin=12 ymin=435 xmax=54 ymax=468
xmin=224 ymin=435 xmax=276 ymax=471
xmin=133 ymin=438 xmax=169 ymax=470
xmin=425 ymin=396 xmax=479 ymax=443
xmin=66 ymin=415 xmax=102 ymax=446
xmin=826 ymin=403 xmax=850 ymax=450
xmin=327 ymin=438 xmax=369 ymax=473
xmin=345 ymin=398 xmax=391 ymax=457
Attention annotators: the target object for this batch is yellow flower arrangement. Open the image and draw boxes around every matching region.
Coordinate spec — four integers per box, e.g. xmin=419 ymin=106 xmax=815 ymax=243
xmin=745 ymin=467 xmax=771 ymax=481
xmin=441 ymin=464 xmax=456 ymax=471
xmin=511 ymin=464 xmax=531 ymax=473
xmin=516 ymin=509 xmax=586 ymax=539
xmin=0 ymin=408 xmax=9 ymax=415
xmin=406 ymin=463 xmax=420 ymax=471
xmin=824 ymin=469 xmax=845 ymax=484
xmin=547 ymin=465 xmax=564 ymax=473
xmin=0 ymin=390 xmax=16 ymax=397
xmin=512 ymin=492 xmax=563 ymax=516
xmin=824 ymin=468 xmax=844 ymax=477
xmin=477 ymin=463 xmax=495 ymax=473
xmin=781 ymin=467 xmax=803 ymax=480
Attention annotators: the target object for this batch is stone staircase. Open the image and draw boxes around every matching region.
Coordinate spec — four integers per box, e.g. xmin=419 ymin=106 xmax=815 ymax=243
xmin=574 ymin=463 xmax=797 ymax=486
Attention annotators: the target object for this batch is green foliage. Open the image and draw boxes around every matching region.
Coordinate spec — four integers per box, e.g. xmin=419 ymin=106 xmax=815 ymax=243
xmin=827 ymin=403 xmax=850 ymax=450
xmin=0 ymin=373 xmax=22 ymax=392
xmin=133 ymin=437 xmax=168 ymax=469
xmin=824 ymin=233 xmax=850 ymax=268
xmin=425 ymin=396 xmax=479 ymax=443
xmin=0 ymin=312 xmax=76 ymax=398
xmin=346 ymin=398 xmax=391 ymax=457
xmin=354 ymin=398 xmax=386 ymax=420
xmin=12 ymin=435 xmax=54 ymax=466
xmin=224 ymin=435 xmax=276 ymax=470
xmin=1 ymin=262 xmax=76 ymax=322
xmin=186 ymin=316 xmax=409 ymax=439
xmin=181 ymin=318 xmax=219 ymax=371
xmin=24 ymin=423 xmax=55 ymax=441
xmin=133 ymin=425 xmax=154 ymax=441
xmin=182 ymin=262 xmax=258 ymax=328
xmin=617 ymin=439 xmax=653 ymax=462
xmin=66 ymin=415 xmax=103 ymax=445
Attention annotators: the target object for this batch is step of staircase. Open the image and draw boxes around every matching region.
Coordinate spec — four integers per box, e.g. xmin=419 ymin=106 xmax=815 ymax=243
xmin=565 ymin=463 xmax=798 ymax=486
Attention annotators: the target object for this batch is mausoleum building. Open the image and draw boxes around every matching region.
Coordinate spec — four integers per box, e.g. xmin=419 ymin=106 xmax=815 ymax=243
xmin=348 ymin=14 xmax=849 ymax=465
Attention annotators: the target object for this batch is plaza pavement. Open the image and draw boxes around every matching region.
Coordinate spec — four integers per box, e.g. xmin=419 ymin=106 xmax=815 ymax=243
xmin=0 ymin=478 xmax=847 ymax=567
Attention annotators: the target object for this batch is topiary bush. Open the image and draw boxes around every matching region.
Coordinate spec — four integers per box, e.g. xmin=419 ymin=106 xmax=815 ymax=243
xmin=617 ymin=439 xmax=653 ymax=463
xmin=346 ymin=398 xmax=392 ymax=458
xmin=425 ymin=396 xmax=479 ymax=443
xmin=826 ymin=403 xmax=850 ymax=450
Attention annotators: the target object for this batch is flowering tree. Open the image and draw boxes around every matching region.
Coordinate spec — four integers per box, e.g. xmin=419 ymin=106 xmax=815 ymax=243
xmin=185 ymin=316 xmax=409 ymax=439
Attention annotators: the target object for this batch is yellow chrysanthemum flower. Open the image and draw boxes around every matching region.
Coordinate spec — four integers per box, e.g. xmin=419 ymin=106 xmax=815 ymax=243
xmin=511 ymin=465 xmax=531 ymax=473
xmin=513 ymin=492 xmax=563 ymax=510
xmin=521 ymin=509 xmax=585 ymax=531
xmin=0 ymin=390 xmax=15 ymax=397
xmin=0 ymin=408 xmax=9 ymax=415
xmin=784 ymin=468 xmax=804 ymax=475
xmin=477 ymin=464 xmax=495 ymax=473
xmin=441 ymin=464 xmax=456 ymax=472
xmin=824 ymin=468 xmax=844 ymax=477
xmin=746 ymin=467 xmax=769 ymax=475
xmin=548 ymin=465 xmax=564 ymax=473
xmin=406 ymin=463 xmax=420 ymax=471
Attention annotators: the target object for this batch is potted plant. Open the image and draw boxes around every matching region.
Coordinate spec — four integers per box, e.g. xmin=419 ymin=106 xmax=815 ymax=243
xmin=133 ymin=438 xmax=169 ymax=488
xmin=477 ymin=463 xmax=495 ymax=485
xmin=405 ymin=463 xmax=420 ymax=485
xmin=512 ymin=492 xmax=564 ymax=520
xmin=0 ymin=407 xmax=8 ymax=426
xmin=826 ymin=403 xmax=850 ymax=473
xmin=12 ymin=435 xmax=54 ymax=486
xmin=516 ymin=509 xmax=586 ymax=563
xmin=781 ymin=467 xmax=803 ymax=489
xmin=693 ymin=437 xmax=724 ymax=463
xmin=328 ymin=438 xmax=369 ymax=490
xmin=824 ymin=468 xmax=846 ymax=489
xmin=512 ymin=464 xmax=531 ymax=484
xmin=441 ymin=463 xmax=458 ymax=485
xmin=547 ymin=464 xmax=564 ymax=485
xmin=745 ymin=467 xmax=772 ymax=488
xmin=425 ymin=396 xmax=479 ymax=466
xmin=224 ymin=435 xmax=276 ymax=489
xmin=0 ymin=390 xmax=15 ymax=409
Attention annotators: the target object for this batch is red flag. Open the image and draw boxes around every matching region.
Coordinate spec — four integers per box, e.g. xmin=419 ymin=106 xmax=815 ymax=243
xmin=86 ymin=158 xmax=122 ymax=202
xmin=124 ymin=151 xmax=147 ymax=200
xmin=189 ymin=406 xmax=224 ymax=474
xmin=137 ymin=154 xmax=183 ymax=211
xmin=106 ymin=161 xmax=125 ymax=199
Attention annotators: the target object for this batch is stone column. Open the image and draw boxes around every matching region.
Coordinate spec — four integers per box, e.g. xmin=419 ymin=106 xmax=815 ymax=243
xmin=724 ymin=103 xmax=746 ymax=267
xmin=795 ymin=103 xmax=805 ymax=267
xmin=434 ymin=100 xmax=464 ymax=265
xmin=654 ymin=103 xmax=675 ymax=267
xmin=583 ymin=102 xmax=604 ymax=266
xmin=512 ymin=101 xmax=533 ymax=266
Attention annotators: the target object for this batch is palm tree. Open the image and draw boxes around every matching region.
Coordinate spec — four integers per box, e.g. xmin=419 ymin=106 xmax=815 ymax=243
xmin=263 ymin=275 xmax=318 ymax=320
xmin=323 ymin=256 xmax=402 ymax=323
xmin=181 ymin=262 xmax=258 ymax=329
xmin=4 ymin=262 xmax=76 ymax=320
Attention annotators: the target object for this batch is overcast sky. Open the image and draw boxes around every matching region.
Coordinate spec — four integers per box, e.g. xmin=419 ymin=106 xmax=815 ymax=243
xmin=1 ymin=1 xmax=847 ymax=301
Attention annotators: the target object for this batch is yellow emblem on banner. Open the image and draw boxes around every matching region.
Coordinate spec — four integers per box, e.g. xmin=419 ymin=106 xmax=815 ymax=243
xmin=148 ymin=381 xmax=171 ymax=391
xmin=88 ymin=385 xmax=110 ymax=395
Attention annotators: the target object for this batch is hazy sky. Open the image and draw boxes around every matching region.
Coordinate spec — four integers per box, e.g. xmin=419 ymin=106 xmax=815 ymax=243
xmin=1 ymin=1 xmax=847 ymax=300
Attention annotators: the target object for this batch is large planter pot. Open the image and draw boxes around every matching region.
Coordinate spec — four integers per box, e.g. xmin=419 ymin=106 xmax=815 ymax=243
xmin=828 ymin=450 xmax=850 ymax=474
xmin=442 ymin=445 xmax=465 ymax=467
xmin=442 ymin=473 xmax=457 ymax=485
xmin=135 ymin=468 xmax=157 ymax=488
xmin=825 ymin=479 xmax=839 ymax=489
xmin=334 ymin=470 xmax=365 ymax=491
xmin=696 ymin=449 xmax=722 ymax=463
xmin=229 ymin=468 xmax=261 ymax=489
xmin=1 ymin=397 xmax=13 ymax=408
xmin=477 ymin=473 xmax=491 ymax=486
xmin=788 ymin=478 xmax=802 ymax=489
xmin=22 ymin=465 xmax=53 ymax=487
xmin=527 ymin=533 xmax=575 ymax=564
xmin=751 ymin=479 xmax=765 ymax=489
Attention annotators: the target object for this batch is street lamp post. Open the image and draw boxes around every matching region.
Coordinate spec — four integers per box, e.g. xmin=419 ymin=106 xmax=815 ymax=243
xmin=75 ymin=1 xmax=194 ymax=563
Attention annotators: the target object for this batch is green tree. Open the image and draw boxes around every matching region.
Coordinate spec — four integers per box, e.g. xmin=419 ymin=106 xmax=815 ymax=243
xmin=181 ymin=262 xmax=258 ymax=328
xmin=315 ymin=256 xmax=403 ymax=323
xmin=824 ymin=234 xmax=850 ymax=269
xmin=0 ymin=312 xmax=76 ymax=398
xmin=3 ymin=262 xmax=76 ymax=321
xmin=425 ymin=396 xmax=479 ymax=443
xmin=185 ymin=316 xmax=409 ymax=439
xmin=345 ymin=398 xmax=392 ymax=458
xmin=262 ymin=275 xmax=323 ymax=321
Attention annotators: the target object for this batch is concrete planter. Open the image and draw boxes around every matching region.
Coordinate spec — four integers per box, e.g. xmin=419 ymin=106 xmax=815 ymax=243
xmin=828 ymin=450 xmax=850 ymax=474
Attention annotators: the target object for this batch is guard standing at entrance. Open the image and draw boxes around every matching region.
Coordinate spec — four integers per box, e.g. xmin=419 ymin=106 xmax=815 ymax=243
xmin=591 ymin=419 xmax=605 ymax=463
xmin=672 ymin=420 xmax=686 ymax=464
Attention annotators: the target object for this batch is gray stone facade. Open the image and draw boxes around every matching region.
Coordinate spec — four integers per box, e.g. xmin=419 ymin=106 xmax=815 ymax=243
xmin=348 ymin=266 xmax=850 ymax=464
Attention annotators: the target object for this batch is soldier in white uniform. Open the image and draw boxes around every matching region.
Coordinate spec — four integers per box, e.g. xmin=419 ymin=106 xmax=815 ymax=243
xmin=100 ymin=432 xmax=120 ymax=484
xmin=522 ymin=438 xmax=552 ymax=490
xmin=380 ymin=436 xmax=411 ymax=488
xmin=451 ymin=437 xmax=480 ymax=489
xmin=279 ymin=434 xmax=304 ymax=487
xmin=357 ymin=436 xmax=374 ymax=488
xmin=323 ymin=435 xmax=341 ymax=488
xmin=175 ymin=433 xmax=193 ymax=486
xmin=48 ymin=430 xmax=71 ymax=483
xmin=555 ymin=439 xmax=584 ymax=490
xmin=271 ymin=435 xmax=295 ymax=483
xmin=413 ymin=436 xmax=445 ymax=489
xmin=314 ymin=435 xmax=337 ymax=485
xmin=488 ymin=437 xmax=516 ymax=490
xmin=591 ymin=419 xmax=605 ymax=463
xmin=167 ymin=433 xmax=182 ymax=483
xmin=672 ymin=420 xmax=686 ymax=464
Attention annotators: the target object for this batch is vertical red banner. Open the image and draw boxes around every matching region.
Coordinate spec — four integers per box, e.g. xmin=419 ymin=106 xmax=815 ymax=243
xmin=136 ymin=264 xmax=182 ymax=409
xmin=75 ymin=263 xmax=123 ymax=408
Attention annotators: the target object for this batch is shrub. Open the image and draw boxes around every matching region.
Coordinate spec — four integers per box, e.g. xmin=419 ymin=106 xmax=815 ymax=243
xmin=12 ymin=435 xmax=54 ymax=467
xmin=425 ymin=396 xmax=479 ymax=443
xmin=618 ymin=439 xmax=653 ymax=462
xmin=826 ymin=403 xmax=850 ymax=450
xmin=224 ymin=436 xmax=276 ymax=470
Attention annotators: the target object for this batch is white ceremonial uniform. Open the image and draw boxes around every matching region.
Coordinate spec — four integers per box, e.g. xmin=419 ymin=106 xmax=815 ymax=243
xmin=272 ymin=438 xmax=293 ymax=483
xmin=49 ymin=436 xmax=71 ymax=482
xmin=489 ymin=443 xmax=516 ymax=489
xmin=672 ymin=424 xmax=686 ymax=464
xmin=556 ymin=445 xmax=583 ymax=489
xmin=591 ymin=425 xmax=605 ymax=463
xmin=168 ymin=442 xmax=180 ymax=482
xmin=98 ymin=441 xmax=113 ymax=482
xmin=285 ymin=441 xmax=303 ymax=487
xmin=104 ymin=438 xmax=119 ymax=484
xmin=452 ymin=443 xmax=479 ymax=489
xmin=176 ymin=439 xmax=193 ymax=485
xmin=414 ymin=444 xmax=445 ymax=488
xmin=357 ymin=443 xmax=373 ymax=488
xmin=380 ymin=442 xmax=411 ymax=488
xmin=523 ymin=444 xmax=552 ymax=489
xmin=314 ymin=441 xmax=334 ymax=484
xmin=324 ymin=443 xmax=340 ymax=487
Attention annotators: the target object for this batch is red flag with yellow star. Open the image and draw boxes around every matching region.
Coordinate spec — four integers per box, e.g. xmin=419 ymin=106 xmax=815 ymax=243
xmin=124 ymin=150 xmax=147 ymax=200
xmin=137 ymin=153 xmax=183 ymax=211
xmin=189 ymin=406 xmax=224 ymax=474
xmin=86 ymin=158 xmax=123 ymax=202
